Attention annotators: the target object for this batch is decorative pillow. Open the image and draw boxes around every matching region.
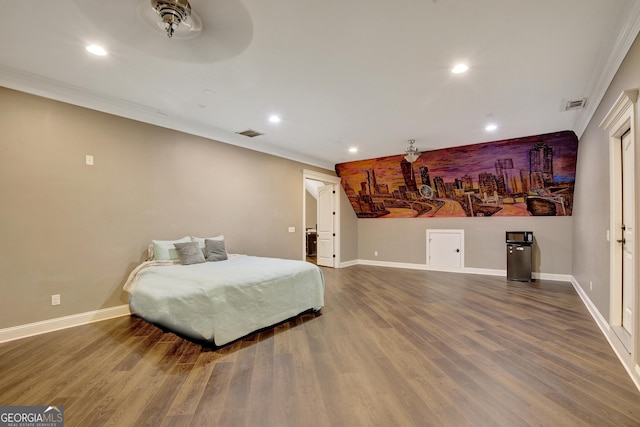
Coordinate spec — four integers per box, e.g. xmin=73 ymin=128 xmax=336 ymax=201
xmin=204 ymin=238 xmax=228 ymax=262
xmin=174 ymin=241 xmax=206 ymax=265
xmin=191 ymin=235 xmax=224 ymax=250
xmin=152 ymin=236 xmax=191 ymax=260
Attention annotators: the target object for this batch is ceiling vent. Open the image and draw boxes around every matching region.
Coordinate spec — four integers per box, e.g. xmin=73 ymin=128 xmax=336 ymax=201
xmin=236 ymin=129 xmax=263 ymax=138
xmin=564 ymin=98 xmax=587 ymax=111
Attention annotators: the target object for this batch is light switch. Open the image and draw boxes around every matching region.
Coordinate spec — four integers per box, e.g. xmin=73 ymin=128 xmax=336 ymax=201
xmin=288 ymin=227 xmax=295 ymax=233
xmin=85 ymin=155 xmax=94 ymax=166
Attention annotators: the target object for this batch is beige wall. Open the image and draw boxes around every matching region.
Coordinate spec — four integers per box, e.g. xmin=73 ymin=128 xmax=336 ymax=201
xmin=0 ymin=87 xmax=334 ymax=329
xmin=358 ymin=216 xmax=572 ymax=274
xmin=573 ymin=33 xmax=640 ymax=319
xmin=10 ymin=28 xmax=639 ymax=330
xmin=305 ymin=190 xmax=317 ymax=229
xmin=339 ymin=187 xmax=359 ymax=263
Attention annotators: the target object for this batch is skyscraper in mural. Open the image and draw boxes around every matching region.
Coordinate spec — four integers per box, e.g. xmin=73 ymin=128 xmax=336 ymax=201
xmin=400 ymin=159 xmax=418 ymax=191
xmin=334 ymin=131 xmax=577 ymax=218
xmin=529 ymin=142 xmax=554 ymax=187
xmin=419 ymin=165 xmax=431 ymax=187
xmin=366 ymin=169 xmax=378 ymax=195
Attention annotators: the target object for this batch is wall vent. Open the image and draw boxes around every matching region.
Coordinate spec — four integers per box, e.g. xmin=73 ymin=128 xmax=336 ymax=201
xmin=564 ymin=98 xmax=587 ymax=111
xmin=236 ymin=129 xmax=263 ymax=138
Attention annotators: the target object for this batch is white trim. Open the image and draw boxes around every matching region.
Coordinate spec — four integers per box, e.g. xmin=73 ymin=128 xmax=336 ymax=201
xmin=533 ymin=272 xmax=573 ymax=282
xmin=358 ymin=259 xmax=429 ymax=270
xmin=570 ymin=276 xmax=640 ymax=392
xmin=301 ymin=169 xmax=341 ymax=268
xmin=0 ymin=65 xmax=335 ymax=170
xmin=0 ymin=305 xmax=131 ymax=344
xmin=600 ymin=89 xmax=639 ymax=373
xmin=353 ymin=259 xmax=570 ymax=281
xmin=339 ymin=259 xmax=358 ymax=268
xmin=301 ymin=169 xmax=340 ymax=184
xmin=570 ymin=277 xmax=611 ymax=332
xmin=462 ymin=267 xmax=505 ymax=277
xmin=574 ymin=3 xmax=640 ymax=137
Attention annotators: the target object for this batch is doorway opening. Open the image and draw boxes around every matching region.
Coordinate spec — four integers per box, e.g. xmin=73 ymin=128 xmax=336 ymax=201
xmin=302 ymin=170 xmax=341 ymax=267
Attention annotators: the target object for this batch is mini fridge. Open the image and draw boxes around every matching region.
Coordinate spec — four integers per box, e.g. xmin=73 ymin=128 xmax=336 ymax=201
xmin=506 ymin=231 xmax=533 ymax=282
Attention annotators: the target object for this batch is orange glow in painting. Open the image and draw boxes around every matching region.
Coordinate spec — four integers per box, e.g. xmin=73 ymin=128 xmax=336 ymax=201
xmin=335 ymin=131 xmax=578 ymax=218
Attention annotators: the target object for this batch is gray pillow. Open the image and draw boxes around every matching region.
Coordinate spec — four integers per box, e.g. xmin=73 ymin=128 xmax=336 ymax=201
xmin=174 ymin=241 xmax=205 ymax=265
xmin=204 ymin=238 xmax=228 ymax=262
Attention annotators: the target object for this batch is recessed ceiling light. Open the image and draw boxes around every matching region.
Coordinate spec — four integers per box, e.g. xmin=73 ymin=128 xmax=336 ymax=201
xmin=349 ymin=147 xmax=358 ymax=153
xmin=451 ymin=63 xmax=469 ymax=74
xmin=485 ymin=123 xmax=498 ymax=131
xmin=269 ymin=115 xmax=281 ymax=123
xmin=86 ymin=45 xmax=107 ymax=56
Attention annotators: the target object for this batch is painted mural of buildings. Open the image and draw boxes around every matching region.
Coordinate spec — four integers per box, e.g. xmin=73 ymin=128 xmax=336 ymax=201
xmin=335 ymin=131 xmax=578 ymax=218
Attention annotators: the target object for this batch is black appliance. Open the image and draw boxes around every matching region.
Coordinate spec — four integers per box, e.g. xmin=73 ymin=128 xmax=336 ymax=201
xmin=506 ymin=231 xmax=533 ymax=282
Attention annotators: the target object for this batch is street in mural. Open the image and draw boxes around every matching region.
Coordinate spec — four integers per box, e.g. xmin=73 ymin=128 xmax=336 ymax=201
xmin=335 ymin=131 xmax=578 ymax=218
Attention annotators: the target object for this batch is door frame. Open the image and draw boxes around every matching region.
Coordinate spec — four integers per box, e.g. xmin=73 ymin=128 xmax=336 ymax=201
xmin=302 ymin=169 xmax=341 ymax=267
xmin=601 ymin=89 xmax=639 ymax=362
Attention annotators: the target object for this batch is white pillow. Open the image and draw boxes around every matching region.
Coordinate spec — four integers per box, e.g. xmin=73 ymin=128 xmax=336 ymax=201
xmin=152 ymin=236 xmax=191 ymax=260
xmin=191 ymin=235 xmax=224 ymax=250
xmin=191 ymin=235 xmax=228 ymax=257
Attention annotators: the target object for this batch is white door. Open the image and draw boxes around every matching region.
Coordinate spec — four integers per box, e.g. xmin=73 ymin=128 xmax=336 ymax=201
xmin=427 ymin=229 xmax=463 ymax=270
xmin=621 ymin=130 xmax=635 ymax=336
xmin=317 ymin=185 xmax=335 ymax=267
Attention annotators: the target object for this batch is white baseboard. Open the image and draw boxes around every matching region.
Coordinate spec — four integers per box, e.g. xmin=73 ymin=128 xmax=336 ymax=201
xmin=357 ymin=259 xmax=430 ymax=270
xmin=339 ymin=259 xmax=359 ymax=268
xmin=354 ymin=259 xmax=571 ymax=282
xmin=0 ymin=304 xmax=131 ymax=344
xmin=570 ymin=276 xmax=640 ymax=392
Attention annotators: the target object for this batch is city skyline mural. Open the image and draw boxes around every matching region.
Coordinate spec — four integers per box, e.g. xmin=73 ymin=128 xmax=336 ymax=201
xmin=335 ymin=131 xmax=578 ymax=218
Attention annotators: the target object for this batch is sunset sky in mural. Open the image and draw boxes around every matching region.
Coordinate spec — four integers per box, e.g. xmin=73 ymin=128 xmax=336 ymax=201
xmin=335 ymin=131 xmax=578 ymax=218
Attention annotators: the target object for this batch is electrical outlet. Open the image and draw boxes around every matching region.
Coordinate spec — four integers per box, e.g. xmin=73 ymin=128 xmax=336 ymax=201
xmin=51 ymin=294 xmax=61 ymax=306
xmin=374 ymin=251 xmax=378 ymax=256
xmin=288 ymin=226 xmax=295 ymax=233
xmin=85 ymin=155 xmax=94 ymax=166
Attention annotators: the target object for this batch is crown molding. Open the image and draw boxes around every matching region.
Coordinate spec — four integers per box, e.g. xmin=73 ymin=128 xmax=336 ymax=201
xmin=0 ymin=64 xmax=335 ymax=170
xmin=573 ymin=1 xmax=640 ymax=137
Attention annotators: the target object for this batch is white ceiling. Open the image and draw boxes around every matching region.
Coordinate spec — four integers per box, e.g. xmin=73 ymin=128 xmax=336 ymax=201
xmin=2 ymin=0 xmax=640 ymax=170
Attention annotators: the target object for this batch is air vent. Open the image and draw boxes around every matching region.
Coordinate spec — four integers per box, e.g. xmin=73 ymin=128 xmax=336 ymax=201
xmin=236 ymin=129 xmax=263 ymax=138
xmin=564 ymin=98 xmax=587 ymax=111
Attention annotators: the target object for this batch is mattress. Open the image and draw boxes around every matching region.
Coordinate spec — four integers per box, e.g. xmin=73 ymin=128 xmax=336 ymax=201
xmin=126 ymin=255 xmax=325 ymax=345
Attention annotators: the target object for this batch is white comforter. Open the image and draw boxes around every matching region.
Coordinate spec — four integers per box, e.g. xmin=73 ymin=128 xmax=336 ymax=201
xmin=124 ymin=256 xmax=325 ymax=345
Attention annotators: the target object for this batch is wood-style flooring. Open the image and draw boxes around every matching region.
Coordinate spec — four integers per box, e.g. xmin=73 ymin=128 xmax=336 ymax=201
xmin=1 ymin=265 xmax=640 ymax=426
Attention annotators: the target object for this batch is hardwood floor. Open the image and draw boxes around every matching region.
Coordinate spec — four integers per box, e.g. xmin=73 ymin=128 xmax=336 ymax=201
xmin=1 ymin=265 xmax=639 ymax=426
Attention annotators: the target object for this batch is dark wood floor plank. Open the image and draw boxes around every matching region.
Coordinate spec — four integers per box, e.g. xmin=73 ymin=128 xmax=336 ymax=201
xmin=1 ymin=265 xmax=640 ymax=426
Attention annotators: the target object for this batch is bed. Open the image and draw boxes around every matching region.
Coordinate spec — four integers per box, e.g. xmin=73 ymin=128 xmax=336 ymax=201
xmin=123 ymin=236 xmax=325 ymax=345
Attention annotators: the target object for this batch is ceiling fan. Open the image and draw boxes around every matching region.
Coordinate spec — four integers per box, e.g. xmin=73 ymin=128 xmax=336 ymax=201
xmin=72 ymin=0 xmax=254 ymax=63
xmin=140 ymin=0 xmax=203 ymax=39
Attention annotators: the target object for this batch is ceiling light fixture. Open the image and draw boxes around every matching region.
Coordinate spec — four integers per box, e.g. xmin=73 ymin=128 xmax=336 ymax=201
xmin=452 ymin=63 xmax=469 ymax=74
xmin=151 ymin=0 xmax=193 ymax=38
xmin=404 ymin=139 xmax=421 ymax=163
xmin=485 ymin=123 xmax=498 ymax=131
xmin=86 ymin=45 xmax=107 ymax=56
xmin=269 ymin=115 xmax=281 ymax=123
xmin=349 ymin=147 xmax=358 ymax=153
